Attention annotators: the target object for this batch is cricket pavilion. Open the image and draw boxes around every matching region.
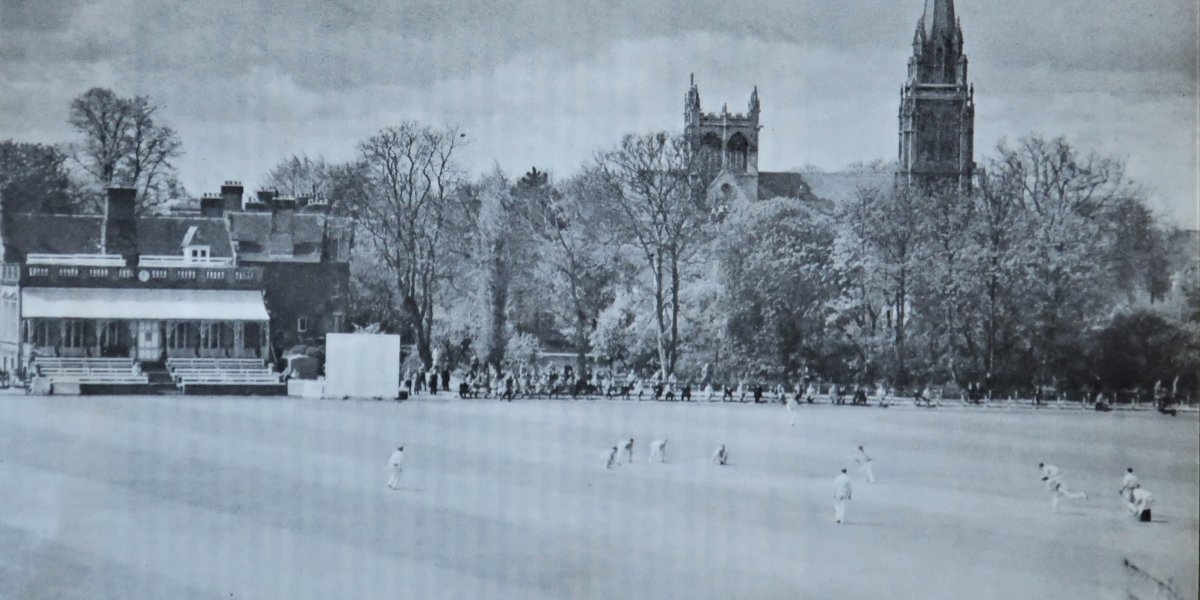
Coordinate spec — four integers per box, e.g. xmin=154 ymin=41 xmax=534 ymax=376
xmin=0 ymin=184 xmax=352 ymax=395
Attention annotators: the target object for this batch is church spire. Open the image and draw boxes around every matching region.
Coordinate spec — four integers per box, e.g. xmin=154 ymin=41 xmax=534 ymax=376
xmin=911 ymin=0 xmax=966 ymax=86
xmin=922 ymin=0 xmax=956 ymax=41
xmin=899 ymin=0 xmax=975 ymax=191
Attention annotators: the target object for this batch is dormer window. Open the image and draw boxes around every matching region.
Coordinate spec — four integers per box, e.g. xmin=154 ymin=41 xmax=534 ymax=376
xmin=181 ymin=225 xmax=211 ymax=262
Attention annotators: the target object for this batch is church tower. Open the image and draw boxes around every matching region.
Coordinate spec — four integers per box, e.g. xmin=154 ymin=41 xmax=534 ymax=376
xmin=685 ymin=75 xmax=760 ymax=202
xmin=898 ymin=0 xmax=975 ymax=190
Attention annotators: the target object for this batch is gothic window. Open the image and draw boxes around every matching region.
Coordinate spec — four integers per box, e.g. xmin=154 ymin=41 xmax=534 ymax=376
xmin=727 ymin=133 xmax=749 ymax=172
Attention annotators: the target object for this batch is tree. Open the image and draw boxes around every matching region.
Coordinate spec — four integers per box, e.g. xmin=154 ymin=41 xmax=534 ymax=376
xmin=68 ymin=88 xmax=183 ymax=212
xmin=0 ymin=140 xmax=79 ymax=215
xmin=339 ymin=123 xmax=464 ymax=369
xmin=832 ymin=185 xmax=893 ymax=385
xmin=909 ymin=183 xmax=983 ymax=385
xmin=264 ymin=154 xmax=333 ymax=202
xmin=513 ymin=169 xmax=618 ymax=374
xmin=848 ymin=184 xmax=923 ymax=385
xmin=967 ymin=168 xmax=1029 ymax=392
xmin=471 ymin=168 xmax=524 ymax=370
xmin=720 ymin=198 xmax=843 ymax=382
xmin=986 ymin=136 xmax=1135 ymax=388
xmin=593 ymin=132 xmax=716 ymax=376
xmin=1091 ymin=310 xmax=1196 ymax=395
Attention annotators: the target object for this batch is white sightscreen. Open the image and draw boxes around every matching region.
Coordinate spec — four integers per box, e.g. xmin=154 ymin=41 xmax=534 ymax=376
xmin=324 ymin=333 xmax=401 ymax=399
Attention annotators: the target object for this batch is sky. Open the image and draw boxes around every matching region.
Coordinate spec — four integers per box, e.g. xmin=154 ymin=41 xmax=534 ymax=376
xmin=1 ymin=0 xmax=1197 ymax=227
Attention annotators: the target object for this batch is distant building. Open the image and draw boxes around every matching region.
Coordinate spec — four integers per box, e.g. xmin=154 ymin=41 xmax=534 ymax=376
xmin=684 ymin=74 xmax=761 ymax=204
xmin=898 ymin=0 xmax=976 ymax=190
xmin=0 ymin=183 xmax=352 ymax=374
xmin=686 ymin=0 xmax=974 ymax=205
xmin=1 ymin=187 xmax=269 ymax=372
xmin=177 ymin=182 xmax=354 ymax=354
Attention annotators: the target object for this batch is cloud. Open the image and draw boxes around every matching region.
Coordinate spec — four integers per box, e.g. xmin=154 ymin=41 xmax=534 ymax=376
xmin=0 ymin=0 xmax=84 ymax=32
xmin=0 ymin=0 xmax=1195 ymax=225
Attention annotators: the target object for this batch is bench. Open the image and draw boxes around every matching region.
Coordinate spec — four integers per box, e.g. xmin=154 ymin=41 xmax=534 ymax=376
xmin=33 ymin=358 xmax=147 ymax=385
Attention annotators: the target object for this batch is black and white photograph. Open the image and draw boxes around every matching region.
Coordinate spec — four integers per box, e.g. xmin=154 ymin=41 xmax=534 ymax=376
xmin=1 ymin=0 xmax=1197 ymax=598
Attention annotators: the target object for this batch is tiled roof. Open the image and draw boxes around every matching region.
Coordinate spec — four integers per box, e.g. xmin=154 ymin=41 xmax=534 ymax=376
xmin=1 ymin=213 xmax=233 ymax=259
xmin=2 ymin=214 xmax=104 ymax=258
xmin=800 ymin=172 xmax=893 ymax=206
xmin=228 ymin=210 xmax=349 ymax=263
xmin=756 ymin=171 xmax=892 ymax=212
xmin=756 ymin=172 xmax=809 ymax=201
xmin=137 ymin=217 xmax=233 ymax=256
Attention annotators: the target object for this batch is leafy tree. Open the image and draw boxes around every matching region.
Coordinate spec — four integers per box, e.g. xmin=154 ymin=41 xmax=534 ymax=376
xmin=720 ymin=198 xmax=843 ymax=382
xmin=1091 ymin=310 xmax=1196 ymax=395
xmin=513 ymin=169 xmax=618 ymax=374
xmin=0 ymin=140 xmax=79 ymax=215
xmin=471 ymin=168 xmax=525 ymax=370
xmin=986 ymin=136 xmax=1134 ymax=388
xmin=849 ymin=184 xmax=924 ymax=385
xmin=909 ymin=183 xmax=982 ymax=385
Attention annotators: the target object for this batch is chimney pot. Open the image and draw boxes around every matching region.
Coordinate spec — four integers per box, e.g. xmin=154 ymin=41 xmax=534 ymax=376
xmin=220 ymin=180 xmax=245 ymax=213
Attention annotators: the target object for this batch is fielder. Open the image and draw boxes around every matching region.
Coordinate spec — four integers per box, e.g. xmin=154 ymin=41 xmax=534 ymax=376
xmin=834 ymin=468 xmax=852 ymax=524
xmin=1119 ymin=468 xmax=1141 ymax=504
xmin=605 ymin=446 xmax=620 ymax=469
xmin=387 ymin=446 xmax=405 ymax=490
xmin=621 ymin=438 xmax=635 ymax=463
xmin=712 ymin=444 xmax=728 ymax=466
xmin=786 ymin=393 xmax=798 ymax=426
xmin=855 ymin=445 xmax=875 ymax=483
xmin=1040 ymin=462 xmax=1088 ymax=511
xmin=649 ymin=439 xmax=668 ymax=463
xmin=1127 ymin=488 xmax=1154 ymax=522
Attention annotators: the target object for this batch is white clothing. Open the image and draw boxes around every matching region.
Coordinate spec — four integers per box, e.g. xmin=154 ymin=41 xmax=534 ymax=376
xmin=856 ymin=449 xmax=875 ymax=483
xmin=1121 ymin=472 xmax=1140 ymax=491
xmin=387 ymin=449 xmax=404 ymax=489
xmin=1040 ymin=464 xmax=1062 ymax=489
xmin=712 ymin=445 xmax=727 ymax=465
xmin=1120 ymin=472 xmax=1141 ymax=502
xmin=834 ymin=473 xmax=852 ymax=499
xmin=1041 ymin=467 xmax=1087 ymax=511
xmin=649 ymin=439 xmax=668 ymax=463
xmin=1127 ymin=488 xmax=1154 ymax=516
xmin=834 ymin=473 xmax=852 ymax=523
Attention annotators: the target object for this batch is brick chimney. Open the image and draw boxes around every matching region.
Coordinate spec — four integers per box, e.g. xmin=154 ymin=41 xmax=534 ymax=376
xmin=220 ymin=180 xmax=244 ymax=212
xmin=103 ymin=187 xmax=139 ymax=265
xmin=244 ymin=188 xmax=274 ymax=211
xmin=272 ymin=195 xmax=297 ymax=211
xmin=200 ymin=193 xmax=223 ymax=217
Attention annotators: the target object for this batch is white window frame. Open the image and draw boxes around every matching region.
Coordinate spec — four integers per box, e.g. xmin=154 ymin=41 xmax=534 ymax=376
xmin=297 ymin=317 xmax=308 ymax=333
xmin=185 ymin=246 xmax=211 ymax=262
